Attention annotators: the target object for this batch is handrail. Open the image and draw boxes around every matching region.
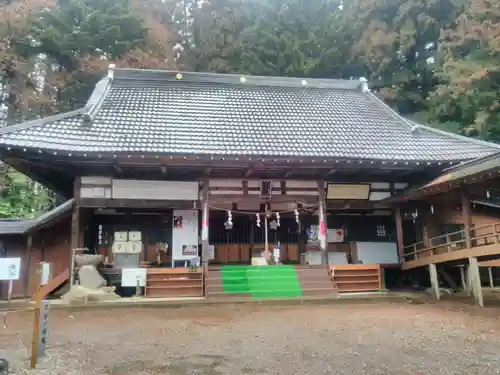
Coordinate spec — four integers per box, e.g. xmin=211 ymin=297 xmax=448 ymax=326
xmin=403 ymin=221 xmax=500 ymax=262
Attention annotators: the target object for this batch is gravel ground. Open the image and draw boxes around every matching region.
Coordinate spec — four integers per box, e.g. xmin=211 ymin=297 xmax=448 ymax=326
xmin=1 ymin=301 xmax=500 ymax=375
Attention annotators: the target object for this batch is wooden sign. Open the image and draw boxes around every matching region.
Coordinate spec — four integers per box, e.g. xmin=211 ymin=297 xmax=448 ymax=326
xmin=35 ymin=301 xmax=50 ymax=358
xmin=182 ymin=245 xmax=198 ymax=256
xmin=31 ymin=262 xmax=51 ymax=369
xmin=327 ymin=184 xmax=370 ymax=200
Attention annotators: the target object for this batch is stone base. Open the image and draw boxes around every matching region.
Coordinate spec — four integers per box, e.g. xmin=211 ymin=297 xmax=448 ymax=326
xmin=61 ymin=285 xmax=120 ymax=303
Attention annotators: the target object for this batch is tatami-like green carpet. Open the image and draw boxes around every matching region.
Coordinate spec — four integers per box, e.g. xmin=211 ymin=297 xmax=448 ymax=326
xmin=220 ymin=266 xmax=303 ymax=299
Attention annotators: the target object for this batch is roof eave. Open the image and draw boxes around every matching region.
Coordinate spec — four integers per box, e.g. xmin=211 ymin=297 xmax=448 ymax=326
xmin=0 ymin=146 xmax=474 ymax=168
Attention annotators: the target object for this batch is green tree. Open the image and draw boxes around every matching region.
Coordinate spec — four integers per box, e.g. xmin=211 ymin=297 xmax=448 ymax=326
xmin=0 ymin=167 xmax=55 ymax=219
xmin=237 ymin=0 xmax=351 ymax=77
xmin=430 ymin=0 xmax=500 ymax=141
xmin=346 ymin=0 xmax=464 ymax=115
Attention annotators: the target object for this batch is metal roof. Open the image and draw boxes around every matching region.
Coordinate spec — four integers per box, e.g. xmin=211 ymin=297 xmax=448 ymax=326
xmin=382 ymin=152 xmax=500 ymax=203
xmin=0 ymin=199 xmax=73 ymax=235
xmin=0 ymin=67 xmax=499 ymax=162
xmin=0 ymin=219 xmax=35 ymax=235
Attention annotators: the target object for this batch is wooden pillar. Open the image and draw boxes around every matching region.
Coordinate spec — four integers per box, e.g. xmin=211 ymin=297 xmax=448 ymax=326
xmin=69 ymin=177 xmax=81 ymax=287
xmin=468 ymin=257 xmax=484 ymax=307
xmin=429 ymin=263 xmax=440 ymax=300
xmin=317 ymin=181 xmax=327 ymax=266
xmin=23 ymin=234 xmax=33 ymax=297
xmin=201 ymin=181 xmax=209 ymax=296
xmin=380 ymin=267 xmax=386 ymax=291
xmin=459 ymin=265 xmax=467 ymax=292
xmin=461 ymin=192 xmax=472 ymax=248
xmin=201 ymin=180 xmax=209 ymax=266
xmin=395 ymin=207 xmax=404 ymax=263
xmin=488 ymin=267 xmax=494 ymax=288
xmin=421 ymin=204 xmax=431 ymax=248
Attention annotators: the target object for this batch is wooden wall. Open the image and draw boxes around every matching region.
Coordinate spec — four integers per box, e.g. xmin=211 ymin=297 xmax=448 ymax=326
xmin=0 ymin=217 xmax=73 ymax=299
xmin=327 ymin=214 xmax=396 ymax=243
xmin=89 ymin=211 xmax=173 ymax=264
xmin=424 ymin=204 xmax=500 ymax=236
xmin=212 ymin=243 xmax=300 ymax=264
xmin=404 ymin=202 xmax=500 ymax=249
xmin=209 ymin=213 xmax=302 ymax=245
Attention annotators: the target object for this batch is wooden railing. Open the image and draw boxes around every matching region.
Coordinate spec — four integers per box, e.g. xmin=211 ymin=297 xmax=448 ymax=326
xmin=403 ymin=221 xmax=500 ymax=262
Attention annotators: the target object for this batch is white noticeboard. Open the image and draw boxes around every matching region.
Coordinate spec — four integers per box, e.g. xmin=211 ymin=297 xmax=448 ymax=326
xmin=327 ymin=229 xmax=345 ymax=243
xmin=172 ymin=210 xmax=199 ymax=265
xmin=355 ymin=242 xmax=399 ymax=264
xmin=121 ymin=268 xmax=147 ymax=287
xmin=0 ymin=257 xmax=21 ymax=281
xmin=40 ymin=262 xmax=51 ymax=285
xmin=207 ymin=245 xmax=215 ymax=260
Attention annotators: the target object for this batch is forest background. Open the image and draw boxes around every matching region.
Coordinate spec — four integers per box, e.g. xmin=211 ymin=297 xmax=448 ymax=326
xmin=0 ymin=0 xmax=498 ymax=218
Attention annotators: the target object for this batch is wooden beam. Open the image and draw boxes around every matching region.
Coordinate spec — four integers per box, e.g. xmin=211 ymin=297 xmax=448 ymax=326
xmin=201 ymin=180 xmax=209 ymax=272
xmin=207 ymin=195 xmax=319 ymax=205
xmin=461 ymin=191 xmax=472 ymax=248
xmin=421 ymin=202 xmax=433 ymax=248
xmin=23 ymin=234 xmax=33 ymax=298
xmin=395 ymin=207 xmax=404 ymax=263
xmin=80 ymin=198 xmax=198 ymax=209
xmin=317 ymin=181 xmax=327 ymax=265
xmin=478 ymin=259 xmax=500 ymax=267
xmin=70 ymin=177 xmax=81 ymax=287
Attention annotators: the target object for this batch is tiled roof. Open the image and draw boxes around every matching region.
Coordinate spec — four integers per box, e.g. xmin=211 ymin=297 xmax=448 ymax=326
xmin=0 ymin=67 xmax=499 ymax=162
xmin=0 ymin=199 xmax=73 ymax=235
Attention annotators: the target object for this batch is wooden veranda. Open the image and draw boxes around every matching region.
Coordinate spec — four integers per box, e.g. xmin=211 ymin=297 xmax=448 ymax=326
xmin=402 ymin=221 xmax=500 ymax=270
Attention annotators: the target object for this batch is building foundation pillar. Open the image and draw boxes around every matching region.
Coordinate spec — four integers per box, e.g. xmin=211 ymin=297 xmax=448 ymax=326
xmin=429 ymin=263 xmax=440 ymax=300
xmin=468 ymin=257 xmax=484 ymax=307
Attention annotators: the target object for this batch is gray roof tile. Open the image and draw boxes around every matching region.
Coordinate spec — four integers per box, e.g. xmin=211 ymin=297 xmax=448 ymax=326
xmin=0 ymin=68 xmax=499 ymax=162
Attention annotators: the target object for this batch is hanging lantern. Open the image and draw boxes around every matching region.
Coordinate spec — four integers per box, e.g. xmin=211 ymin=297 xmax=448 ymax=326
xmin=486 ymin=190 xmax=491 ymax=199
xmin=294 ymin=208 xmax=299 ymax=224
xmin=256 ymin=213 xmax=261 ymax=227
xmin=276 ymin=212 xmax=280 ymax=227
xmin=224 ymin=210 xmax=233 ymax=230
xmin=269 ymin=220 xmax=279 ymax=230
xmin=430 ymin=205 xmax=434 ymax=215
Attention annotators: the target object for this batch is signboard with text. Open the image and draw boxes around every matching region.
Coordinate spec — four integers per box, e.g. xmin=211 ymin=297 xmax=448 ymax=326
xmin=0 ymin=258 xmax=21 ymax=281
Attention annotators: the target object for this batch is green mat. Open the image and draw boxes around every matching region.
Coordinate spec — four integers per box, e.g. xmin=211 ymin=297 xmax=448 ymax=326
xmin=220 ymin=266 xmax=251 ymax=294
xmin=220 ymin=266 xmax=303 ymax=299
